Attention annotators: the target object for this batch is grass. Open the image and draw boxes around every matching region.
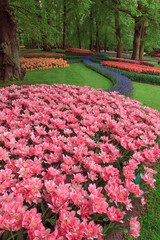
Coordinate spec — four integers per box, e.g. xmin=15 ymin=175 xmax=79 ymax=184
xmin=133 ymin=82 xmax=160 ymax=112
xmin=138 ymin=163 xmax=160 ymax=240
xmin=0 ymin=63 xmax=112 ymax=90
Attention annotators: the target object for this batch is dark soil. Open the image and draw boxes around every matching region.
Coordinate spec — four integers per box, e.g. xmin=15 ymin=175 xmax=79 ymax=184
xmin=103 ymin=197 xmax=143 ymax=240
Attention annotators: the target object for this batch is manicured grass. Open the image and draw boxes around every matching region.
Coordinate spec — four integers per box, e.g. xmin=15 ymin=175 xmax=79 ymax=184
xmin=24 ymin=63 xmax=112 ymax=89
xmin=0 ymin=63 xmax=112 ymax=90
xmin=138 ymin=163 xmax=160 ymax=240
xmin=133 ymin=82 xmax=160 ymax=112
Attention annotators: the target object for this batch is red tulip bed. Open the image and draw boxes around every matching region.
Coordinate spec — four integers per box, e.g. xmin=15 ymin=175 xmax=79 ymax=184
xmin=109 ymin=58 xmax=154 ymax=66
xmin=66 ymin=48 xmax=93 ymax=54
xmin=0 ymin=84 xmax=160 ymax=240
xmin=106 ymin=51 xmax=117 ymax=54
xmin=23 ymin=53 xmax=66 ymax=57
xmin=101 ymin=61 xmax=160 ymax=75
xmin=20 ymin=57 xmax=69 ymax=71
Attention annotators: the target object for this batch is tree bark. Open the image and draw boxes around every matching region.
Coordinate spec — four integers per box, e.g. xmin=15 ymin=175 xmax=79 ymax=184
xmin=96 ymin=21 xmax=100 ymax=52
xmin=74 ymin=0 xmax=81 ymax=49
xmin=104 ymin=31 xmax=107 ymax=52
xmin=139 ymin=22 xmax=147 ymax=61
xmin=89 ymin=9 xmax=94 ymax=51
xmin=131 ymin=17 xmax=142 ymax=60
xmin=115 ymin=8 xmax=122 ymax=58
xmin=63 ymin=0 xmax=66 ymax=49
xmin=75 ymin=18 xmax=81 ymax=49
xmin=0 ymin=0 xmax=25 ymax=82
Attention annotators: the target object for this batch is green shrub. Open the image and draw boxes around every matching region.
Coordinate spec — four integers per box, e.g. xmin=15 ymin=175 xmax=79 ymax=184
xmin=104 ymin=66 xmax=160 ymax=85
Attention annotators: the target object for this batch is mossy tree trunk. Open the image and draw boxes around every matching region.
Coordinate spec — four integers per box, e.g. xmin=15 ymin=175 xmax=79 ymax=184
xmin=0 ymin=0 xmax=25 ymax=82
xmin=139 ymin=22 xmax=147 ymax=61
xmin=89 ymin=9 xmax=94 ymax=51
xmin=115 ymin=8 xmax=122 ymax=58
xmin=62 ymin=0 xmax=66 ymax=49
xmin=131 ymin=17 xmax=142 ymax=60
xmin=96 ymin=21 xmax=100 ymax=52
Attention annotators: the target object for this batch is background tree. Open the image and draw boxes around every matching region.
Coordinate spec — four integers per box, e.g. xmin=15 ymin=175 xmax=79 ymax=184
xmin=0 ymin=0 xmax=25 ymax=82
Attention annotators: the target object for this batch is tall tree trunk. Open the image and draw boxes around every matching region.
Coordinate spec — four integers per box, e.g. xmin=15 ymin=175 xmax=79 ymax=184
xmin=76 ymin=19 xmax=81 ymax=49
xmin=89 ymin=9 xmax=94 ymax=51
xmin=139 ymin=22 xmax=147 ymax=61
xmin=96 ymin=22 xmax=100 ymax=52
xmin=0 ymin=0 xmax=25 ymax=82
xmin=132 ymin=17 xmax=142 ymax=60
xmin=41 ymin=2 xmax=52 ymax=51
xmin=104 ymin=31 xmax=107 ymax=52
xmin=115 ymin=8 xmax=122 ymax=58
xmin=63 ymin=0 xmax=66 ymax=49
xmin=74 ymin=0 xmax=81 ymax=49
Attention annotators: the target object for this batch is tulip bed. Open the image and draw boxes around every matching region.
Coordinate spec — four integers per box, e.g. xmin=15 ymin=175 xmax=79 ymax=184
xmin=103 ymin=66 xmax=160 ymax=85
xmin=101 ymin=61 xmax=160 ymax=75
xmin=0 ymin=84 xmax=160 ymax=240
xmin=66 ymin=48 xmax=93 ymax=54
xmin=23 ymin=53 xmax=66 ymax=57
xmin=20 ymin=57 xmax=69 ymax=71
xmin=109 ymin=58 xmax=154 ymax=66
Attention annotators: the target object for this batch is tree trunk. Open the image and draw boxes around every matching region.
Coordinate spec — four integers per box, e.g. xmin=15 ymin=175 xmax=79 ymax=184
xmin=41 ymin=2 xmax=52 ymax=51
xmin=63 ymin=0 xmax=66 ymax=49
xmin=0 ymin=0 xmax=25 ymax=82
xmin=115 ymin=8 xmax=122 ymax=58
xmin=104 ymin=32 xmax=107 ymax=52
xmin=42 ymin=36 xmax=52 ymax=51
xmin=76 ymin=19 xmax=81 ymax=49
xmin=139 ymin=22 xmax=147 ymax=61
xmin=89 ymin=9 xmax=94 ymax=51
xmin=96 ymin=22 xmax=100 ymax=52
xmin=132 ymin=17 xmax=142 ymax=60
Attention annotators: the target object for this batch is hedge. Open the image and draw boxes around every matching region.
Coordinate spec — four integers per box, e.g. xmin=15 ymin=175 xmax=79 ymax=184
xmin=103 ymin=66 xmax=160 ymax=85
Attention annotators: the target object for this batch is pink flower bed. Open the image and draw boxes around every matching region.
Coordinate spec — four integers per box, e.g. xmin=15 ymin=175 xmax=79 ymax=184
xmin=101 ymin=61 xmax=160 ymax=74
xmin=109 ymin=57 xmax=154 ymax=66
xmin=24 ymin=53 xmax=66 ymax=57
xmin=0 ymin=84 xmax=160 ymax=239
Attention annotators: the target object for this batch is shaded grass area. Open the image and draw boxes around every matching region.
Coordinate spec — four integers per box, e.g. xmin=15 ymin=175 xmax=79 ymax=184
xmin=0 ymin=63 xmax=112 ymax=90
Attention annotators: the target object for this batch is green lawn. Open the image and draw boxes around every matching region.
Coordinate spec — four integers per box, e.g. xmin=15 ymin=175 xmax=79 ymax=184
xmin=138 ymin=163 xmax=160 ymax=240
xmin=0 ymin=63 xmax=112 ymax=90
xmin=24 ymin=63 xmax=112 ymax=90
xmin=133 ymin=82 xmax=160 ymax=112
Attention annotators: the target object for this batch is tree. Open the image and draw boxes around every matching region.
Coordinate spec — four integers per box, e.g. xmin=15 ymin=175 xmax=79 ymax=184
xmin=113 ymin=0 xmax=122 ymax=58
xmin=62 ymin=0 xmax=67 ymax=49
xmin=118 ymin=0 xmax=160 ymax=60
xmin=0 ymin=0 xmax=25 ymax=82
